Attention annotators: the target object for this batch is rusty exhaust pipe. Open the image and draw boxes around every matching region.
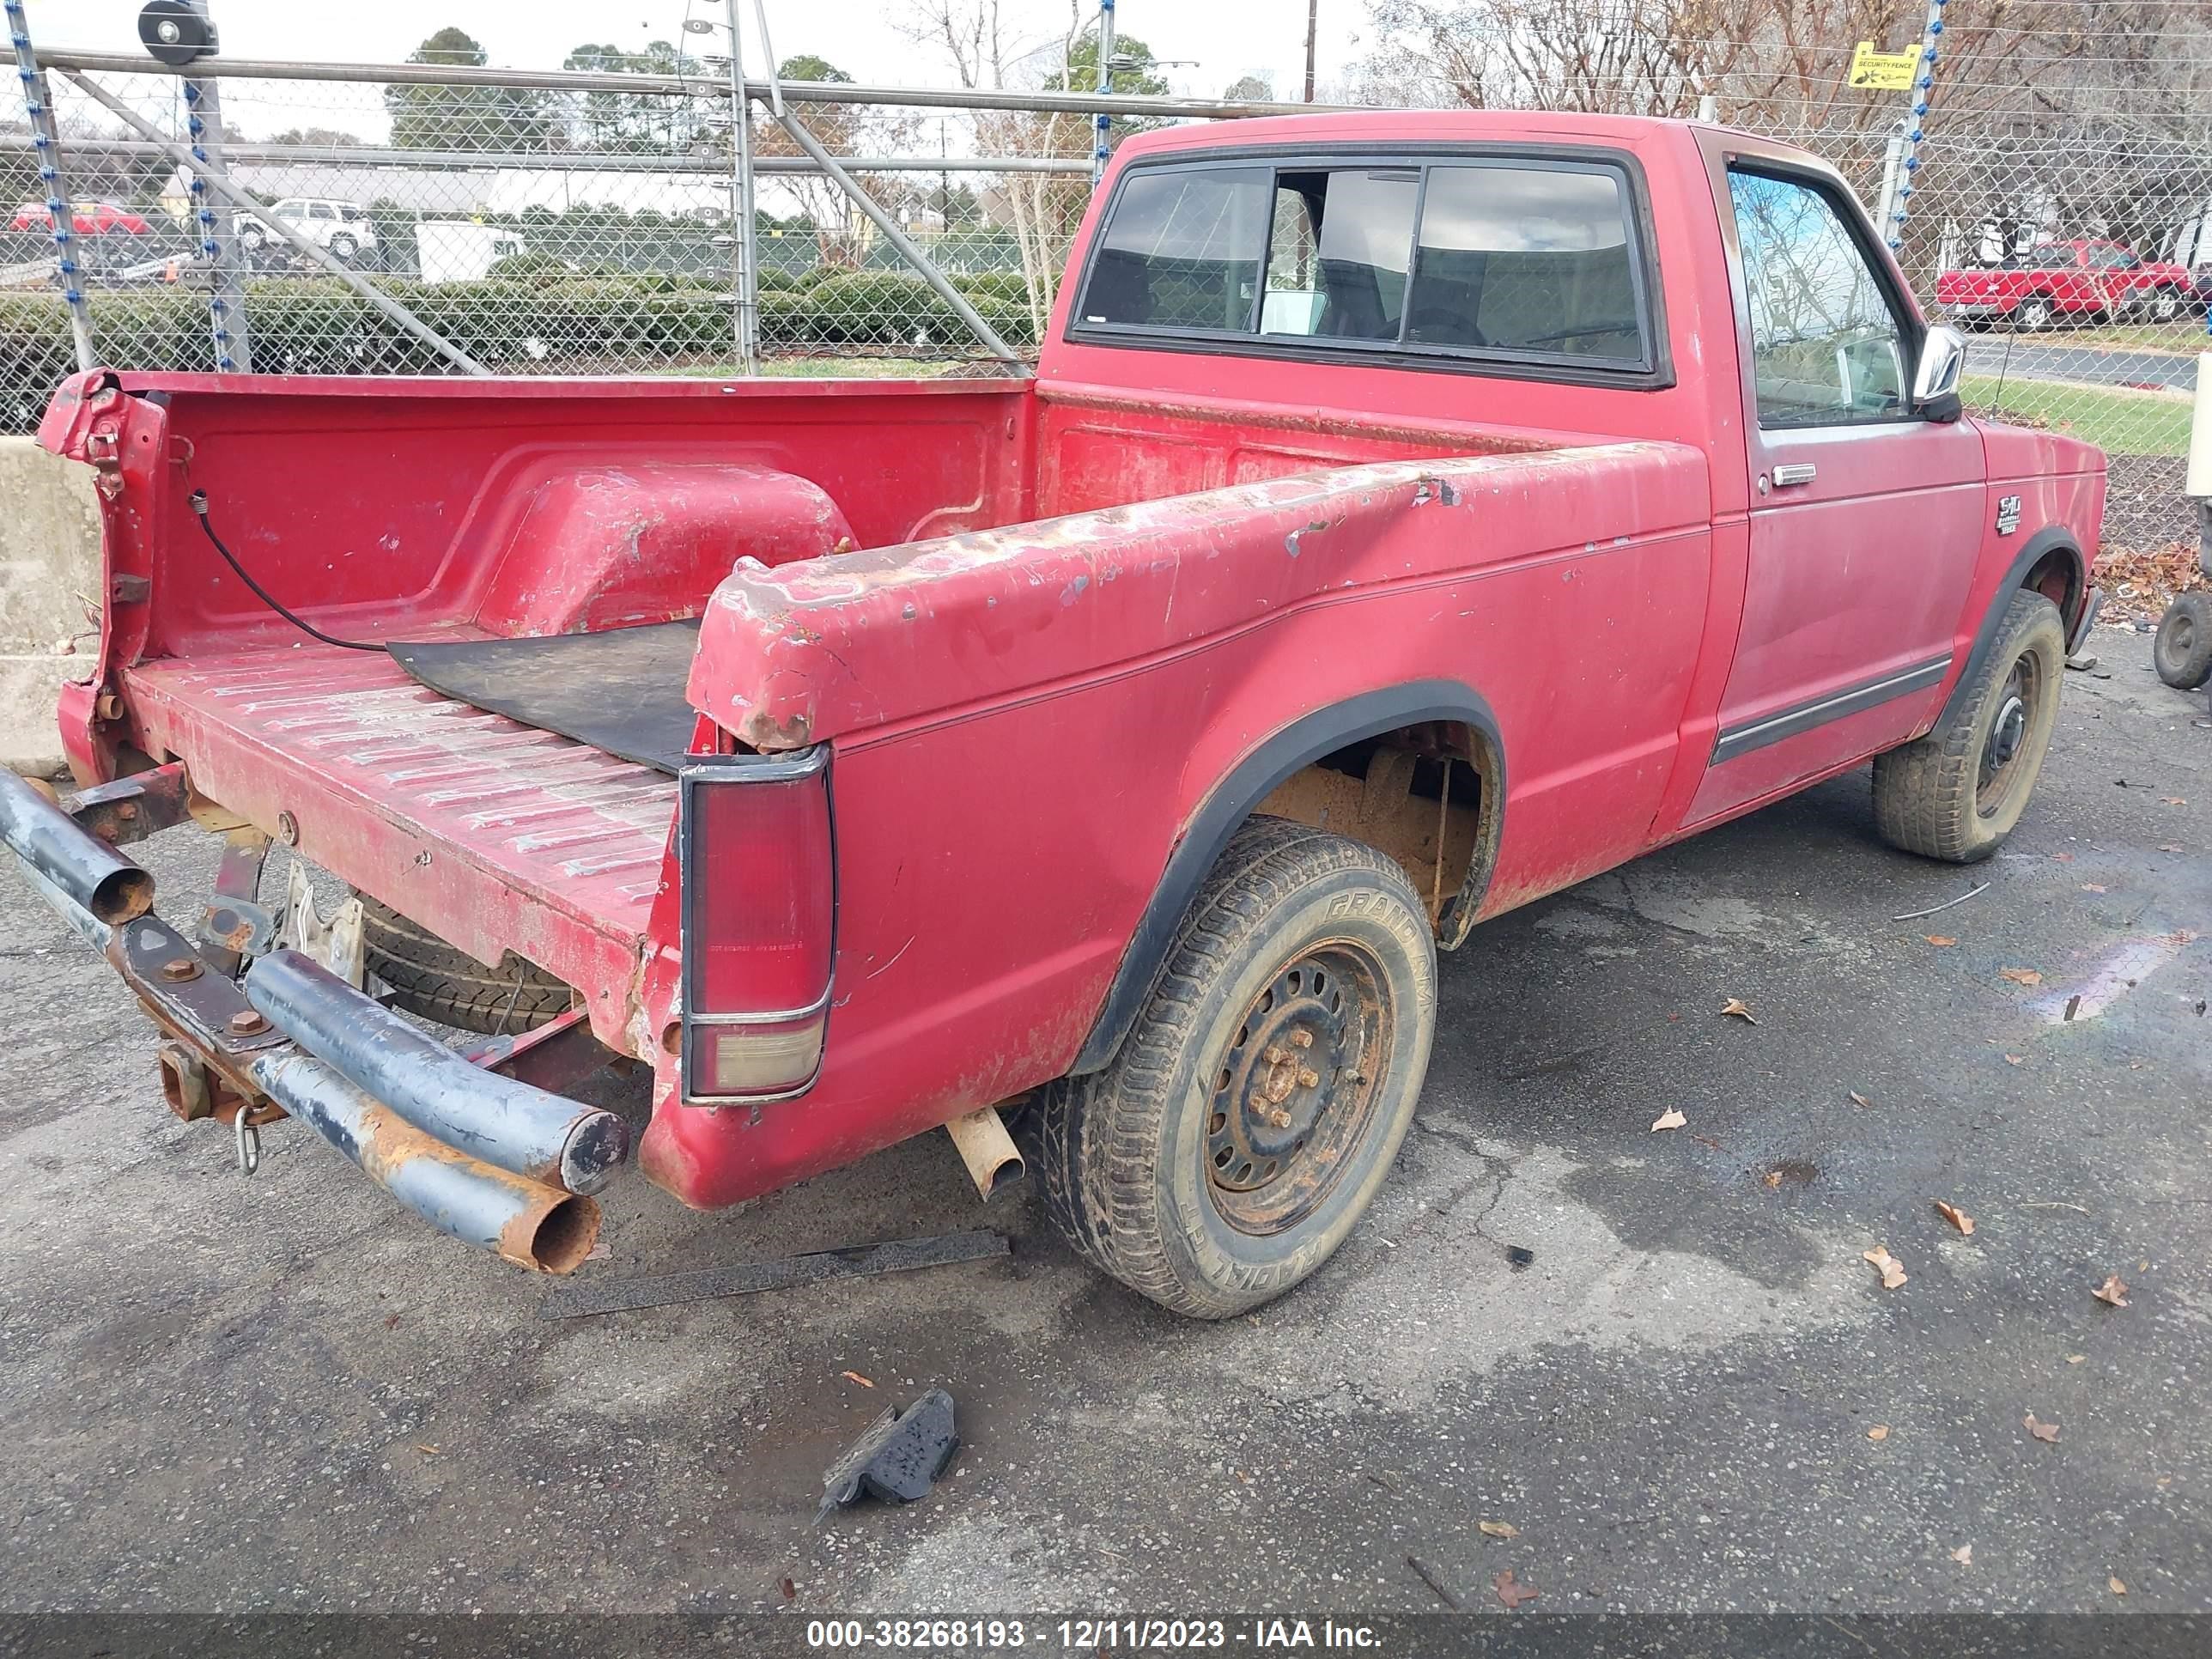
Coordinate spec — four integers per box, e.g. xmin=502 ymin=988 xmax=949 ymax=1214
xmin=944 ymin=1106 xmax=1024 ymax=1201
xmin=247 ymin=1047 xmax=599 ymax=1273
xmin=0 ymin=768 xmax=155 ymax=925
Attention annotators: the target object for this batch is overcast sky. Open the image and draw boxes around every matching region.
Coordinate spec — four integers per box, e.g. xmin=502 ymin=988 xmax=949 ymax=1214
xmin=40 ymin=1 xmax=1370 ymax=104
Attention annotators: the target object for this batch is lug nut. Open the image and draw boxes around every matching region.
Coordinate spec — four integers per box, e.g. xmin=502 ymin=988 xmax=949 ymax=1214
xmin=228 ymin=1009 xmax=270 ymax=1036
xmin=160 ymin=956 xmax=202 ymax=982
xmin=1290 ymin=1029 xmax=1314 ymax=1048
xmin=1297 ymin=1067 xmax=1321 ymax=1089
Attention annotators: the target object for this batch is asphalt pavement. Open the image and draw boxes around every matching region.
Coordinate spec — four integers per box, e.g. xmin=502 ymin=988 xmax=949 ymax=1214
xmin=1963 ymin=336 xmax=2206 ymax=392
xmin=1 ymin=632 xmax=2208 ymax=1632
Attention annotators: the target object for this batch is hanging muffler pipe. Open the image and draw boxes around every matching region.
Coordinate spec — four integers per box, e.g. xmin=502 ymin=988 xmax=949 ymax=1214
xmin=246 ymin=1046 xmax=599 ymax=1273
xmin=944 ymin=1106 xmax=1024 ymax=1201
xmin=0 ymin=768 xmax=155 ymax=926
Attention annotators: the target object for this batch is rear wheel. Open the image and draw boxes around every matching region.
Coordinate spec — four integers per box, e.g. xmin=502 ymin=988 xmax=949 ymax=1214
xmin=1024 ymin=818 xmax=1437 ymax=1320
xmin=2154 ymin=592 xmax=2212 ymax=690
xmin=360 ymin=896 xmax=572 ymax=1034
xmin=2015 ymin=294 xmax=2056 ymax=331
xmin=1873 ymin=590 xmax=2066 ymax=863
xmin=328 ymin=232 xmax=358 ymax=261
xmin=2148 ymin=286 xmax=2183 ymax=324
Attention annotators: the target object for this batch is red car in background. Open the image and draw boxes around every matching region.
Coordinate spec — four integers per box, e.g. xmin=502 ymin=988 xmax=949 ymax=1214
xmin=1936 ymin=238 xmax=2196 ymax=329
xmin=9 ymin=199 xmax=152 ymax=235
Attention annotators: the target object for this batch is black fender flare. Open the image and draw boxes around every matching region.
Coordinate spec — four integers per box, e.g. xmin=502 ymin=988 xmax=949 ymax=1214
xmin=1939 ymin=526 xmax=2085 ymax=729
xmin=1069 ymin=678 xmax=1505 ymax=1075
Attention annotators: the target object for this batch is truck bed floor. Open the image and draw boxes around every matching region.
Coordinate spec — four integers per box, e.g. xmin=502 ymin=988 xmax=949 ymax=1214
xmin=121 ymin=645 xmax=678 ymax=961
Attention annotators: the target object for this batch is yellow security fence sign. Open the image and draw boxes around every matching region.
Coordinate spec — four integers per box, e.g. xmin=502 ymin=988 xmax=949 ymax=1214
xmin=1848 ymin=40 xmax=1921 ymax=90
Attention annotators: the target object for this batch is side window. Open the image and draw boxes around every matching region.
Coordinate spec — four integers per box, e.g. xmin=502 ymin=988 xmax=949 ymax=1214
xmin=1728 ymin=168 xmax=1908 ymax=428
xmin=308 ymin=202 xmax=335 ymax=222
xmin=1075 ymin=167 xmax=1271 ymax=332
xmin=1261 ymin=169 xmax=1419 ymax=342
xmin=1407 ymin=165 xmax=1644 ymax=360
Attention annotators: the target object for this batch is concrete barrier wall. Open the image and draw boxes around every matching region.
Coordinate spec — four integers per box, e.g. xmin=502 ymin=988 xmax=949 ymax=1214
xmin=0 ymin=438 xmax=101 ymax=777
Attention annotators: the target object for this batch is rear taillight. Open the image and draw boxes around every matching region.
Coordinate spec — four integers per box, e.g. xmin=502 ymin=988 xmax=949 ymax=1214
xmin=678 ymin=746 xmax=834 ymax=1102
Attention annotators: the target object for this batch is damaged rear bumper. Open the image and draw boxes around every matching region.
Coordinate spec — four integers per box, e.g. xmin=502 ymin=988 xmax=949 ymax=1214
xmin=0 ymin=765 xmax=627 ymax=1273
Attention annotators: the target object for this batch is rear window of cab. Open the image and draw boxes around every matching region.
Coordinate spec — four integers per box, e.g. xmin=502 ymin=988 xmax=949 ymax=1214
xmin=1069 ymin=154 xmax=1658 ymax=379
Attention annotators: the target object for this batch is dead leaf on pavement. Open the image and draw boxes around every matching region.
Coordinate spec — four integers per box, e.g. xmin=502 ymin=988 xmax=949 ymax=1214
xmin=1952 ymin=1544 xmax=1972 ymax=1565
xmin=1478 ymin=1520 xmax=1520 ymax=1540
xmin=2158 ymin=843 xmax=2183 ymax=854
xmin=1999 ymin=967 xmax=2044 ymax=987
xmin=2024 ymin=1413 xmax=2060 ymax=1444
xmin=2067 ymin=1355 xmax=2087 ymax=1364
xmin=2081 ymin=884 xmax=2106 ymax=894
xmin=1720 ymin=997 xmax=1759 ymax=1024
xmin=1763 ymin=1170 xmax=1784 ymax=1189
xmin=1493 ymin=1569 xmax=1540 ymax=1610
xmin=2161 ymin=798 xmax=2187 ymax=807
xmin=2110 ymin=1577 xmax=2128 ymax=1596
xmin=1650 ymin=1108 xmax=1686 ymax=1132
xmin=1936 ymin=1200 xmax=1976 ymax=1237
xmin=2003 ymin=1054 xmax=2025 ymax=1066
xmin=1849 ymin=1091 xmax=1872 ymax=1109
xmin=2093 ymin=1274 xmax=2130 ymax=1309
xmin=842 ymin=1370 xmax=876 ymax=1389
xmin=1926 ymin=935 xmax=1956 ymax=947
xmin=1863 ymin=1246 xmax=1908 ymax=1290
xmin=413 ymin=1443 xmax=441 ymax=1455
xmin=1867 ymin=1425 xmax=1890 ymax=1442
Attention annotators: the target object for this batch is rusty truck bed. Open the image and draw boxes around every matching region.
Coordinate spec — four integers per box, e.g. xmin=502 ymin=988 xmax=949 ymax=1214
xmin=120 ymin=644 xmax=675 ymax=1040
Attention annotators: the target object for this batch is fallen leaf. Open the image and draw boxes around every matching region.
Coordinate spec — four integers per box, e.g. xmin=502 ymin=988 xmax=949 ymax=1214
xmin=1849 ymin=1091 xmax=1872 ymax=1109
xmin=842 ymin=1370 xmax=876 ymax=1389
xmin=1935 ymin=1200 xmax=1976 ymax=1237
xmin=1493 ymin=1568 xmax=1540 ymax=1610
xmin=1999 ymin=967 xmax=2044 ymax=987
xmin=780 ymin=1577 xmax=797 ymax=1601
xmin=1952 ymin=1544 xmax=1973 ymax=1565
xmin=2003 ymin=1054 xmax=2025 ymax=1066
xmin=1478 ymin=1520 xmax=1520 ymax=1540
xmin=1763 ymin=1170 xmax=1784 ymax=1189
xmin=2067 ymin=1354 xmax=2087 ymax=1364
xmin=1863 ymin=1246 xmax=1908 ymax=1291
xmin=2093 ymin=1274 xmax=2130 ymax=1309
xmin=414 ymin=1443 xmax=441 ymax=1455
xmin=1867 ymin=1424 xmax=1890 ymax=1441
xmin=2052 ymin=852 xmax=2074 ymax=861
xmin=1719 ymin=998 xmax=1759 ymax=1024
xmin=2158 ymin=843 xmax=2183 ymax=854
xmin=2110 ymin=1577 xmax=2128 ymax=1596
xmin=1650 ymin=1108 xmax=1686 ymax=1132
xmin=2081 ymin=884 xmax=2106 ymax=894
xmin=2024 ymin=1413 xmax=2060 ymax=1443
xmin=1235 ymin=1469 xmax=1253 ymax=1484
xmin=1926 ymin=934 xmax=1956 ymax=947
xmin=2162 ymin=798 xmax=2187 ymax=807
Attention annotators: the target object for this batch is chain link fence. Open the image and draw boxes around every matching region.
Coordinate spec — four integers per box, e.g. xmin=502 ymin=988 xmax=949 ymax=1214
xmin=4 ymin=7 xmax=2209 ymax=560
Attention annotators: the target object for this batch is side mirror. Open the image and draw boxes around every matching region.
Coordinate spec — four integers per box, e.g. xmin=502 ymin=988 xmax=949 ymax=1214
xmin=1914 ymin=325 xmax=1966 ymax=422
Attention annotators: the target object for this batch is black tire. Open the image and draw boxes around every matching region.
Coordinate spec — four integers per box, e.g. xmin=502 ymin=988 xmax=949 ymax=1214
xmin=328 ymin=233 xmax=357 ymax=261
xmin=2155 ymin=593 xmax=2212 ymax=690
xmin=2015 ymin=294 xmax=2055 ymax=331
xmin=2148 ymin=287 xmax=2183 ymax=324
xmin=1873 ymin=590 xmax=2066 ymax=863
xmin=1024 ymin=817 xmax=1437 ymax=1320
xmin=360 ymin=896 xmax=572 ymax=1034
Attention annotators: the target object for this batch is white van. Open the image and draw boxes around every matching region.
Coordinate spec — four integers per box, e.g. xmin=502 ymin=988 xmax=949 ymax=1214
xmin=413 ymin=221 xmax=527 ymax=285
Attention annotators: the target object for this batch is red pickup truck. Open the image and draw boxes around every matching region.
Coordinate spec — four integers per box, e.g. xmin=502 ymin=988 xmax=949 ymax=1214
xmin=3 ymin=112 xmax=2105 ymax=1318
xmin=1936 ymin=238 xmax=2197 ymax=329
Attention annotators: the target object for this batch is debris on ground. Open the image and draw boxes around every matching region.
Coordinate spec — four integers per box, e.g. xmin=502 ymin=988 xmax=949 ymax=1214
xmin=1952 ymin=1544 xmax=1973 ymax=1565
xmin=2093 ymin=1274 xmax=2130 ymax=1309
xmin=1493 ymin=1568 xmax=1540 ymax=1610
xmin=1936 ymin=1201 xmax=1976 ymax=1236
xmin=2024 ymin=1413 xmax=2061 ymax=1444
xmin=1849 ymin=1091 xmax=1873 ymax=1109
xmin=1863 ymin=1246 xmax=1908 ymax=1290
xmin=1478 ymin=1519 xmax=1520 ymax=1540
xmin=2096 ymin=541 xmax=2209 ymax=624
xmin=1719 ymin=998 xmax=1759 ymax=1024
xmin=1868 ymin=1425 xmax=1890 ymax=1442
xmin=2110 ymin=1576 xmax=2129 ymax=1596
xmin=542 ymin=1231 xmax=1010 ymax=1318
xmin=1893 ymin=881 xmax=1990 ymax=922
xmin=1407 ymin=1555 xmax=1463 ymax=1609
xmin=1651 ymin=1108 xmax=1687 ymax=1132
xmin=1504 ymin=1245 xmax=1535 ymax=1269
xmin=815 ymin=1388 xmax=961 ymax=1524
xmin=2000 ymin=967 xmax=2045 ymax=987
xmin=842 ymin=1370 xmax=877 ymax=1389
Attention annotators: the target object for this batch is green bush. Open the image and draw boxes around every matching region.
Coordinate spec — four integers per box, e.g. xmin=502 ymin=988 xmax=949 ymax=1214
xmin=486 ymin=250 xmax=574 ymax=284
xmin=951 ymin=270 xmax=1037 ymax=307
xmin=795 ymin=270 xmax=1036 ymax=350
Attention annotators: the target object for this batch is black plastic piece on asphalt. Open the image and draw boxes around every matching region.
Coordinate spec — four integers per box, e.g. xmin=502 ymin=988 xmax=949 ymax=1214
xmin=815 ymin=1389 xmax=961 ymax=1525
xmin=1505 ymin=1245 xmax=1536 ymax=1269
xmin=541 ymin=1230 xmax=1011 ymax=1318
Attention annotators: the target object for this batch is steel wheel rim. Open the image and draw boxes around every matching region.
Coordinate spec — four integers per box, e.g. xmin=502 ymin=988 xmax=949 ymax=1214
xmin=1978 ymin=652 xmax=2042 ymax=816
xmin=1204 ymin=940 xmax=1391 ymax=1237
xmin=2167 ymin=614 xmax=2197 ymax=662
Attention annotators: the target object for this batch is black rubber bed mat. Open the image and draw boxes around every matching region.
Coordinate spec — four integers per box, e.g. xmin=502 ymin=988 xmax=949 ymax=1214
xmin=387 ymin=619 xmax=702 ymax=775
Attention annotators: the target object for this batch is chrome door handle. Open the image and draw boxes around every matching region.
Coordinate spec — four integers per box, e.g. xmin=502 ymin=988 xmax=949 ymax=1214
xmin=1773 ymin=464 xmax=1818 ymax=486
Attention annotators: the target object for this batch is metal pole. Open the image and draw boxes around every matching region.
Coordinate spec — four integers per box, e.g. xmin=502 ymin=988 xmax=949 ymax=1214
xmin=1304 ymin=0 xmax=1319 ymax=102
xmin=1091 ymin=0 xmax=1115 ymax=188
xmin=5 ymin=0 xmax=95 ymax=370
xmin=61 ymin=70 xmax=489 ymax=376
xmin=769 ymin=108 xmax=1021 ymax=364
xmin=1880 ymin=0 xmax=1949 ymax=261
xmin=0 ymin=132 xmax=1089 ymax=173
xmin=721 ymin=0 xmax=757 ymax=372
xmin=181 ymin=2 xmax=250 ymax=371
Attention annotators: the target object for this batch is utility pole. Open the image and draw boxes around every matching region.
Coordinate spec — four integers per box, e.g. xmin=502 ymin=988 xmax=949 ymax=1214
xmin=1304 ymin=0 xmax=1318 ymax=102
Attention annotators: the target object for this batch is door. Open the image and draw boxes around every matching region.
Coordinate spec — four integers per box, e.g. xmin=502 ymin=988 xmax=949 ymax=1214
xmin=1688 ymin=163 xmax=1986 ymax=824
